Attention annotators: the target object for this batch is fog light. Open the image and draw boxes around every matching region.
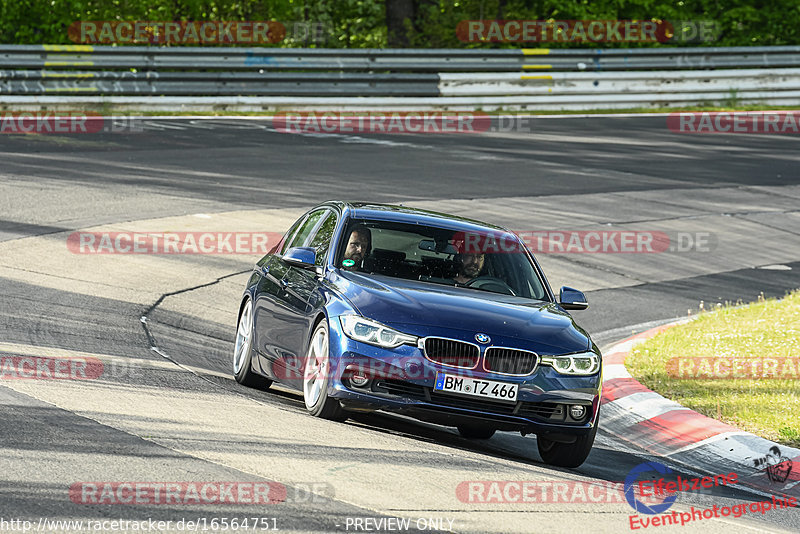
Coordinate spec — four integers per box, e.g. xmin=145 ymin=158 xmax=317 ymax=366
xmin=350 ymin=373 xmax=370 ymax=387
xmin=569 ymin=405 xmax=586 ymax=420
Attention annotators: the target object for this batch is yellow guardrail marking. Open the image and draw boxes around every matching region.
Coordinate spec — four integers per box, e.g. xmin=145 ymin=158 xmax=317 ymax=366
xmin=521 ymin=49 xmax=550 ymax=55
xmin=520 ymin=75 xmax=553 ymax=80
xmin=43 ymin=45 xmax=94 ymax=52
xmin=42 ymin=72 xmax=96 ymax=78
xmin=44 ymin=61 xmax=94 ymax=67
xmin=522 ymin=64 xmax=552 ymax=70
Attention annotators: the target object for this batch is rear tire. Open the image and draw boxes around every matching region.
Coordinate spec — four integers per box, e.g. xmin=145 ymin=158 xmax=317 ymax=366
xmin=457 ymin=425 xmax=496 ymax=439
xmin=233 ymin=297 xmax=272 ymax=390
xmin=537 ymin=412 xmax=598 ymax=468
xmin=303 ymin=321 xmax=348 ymax=422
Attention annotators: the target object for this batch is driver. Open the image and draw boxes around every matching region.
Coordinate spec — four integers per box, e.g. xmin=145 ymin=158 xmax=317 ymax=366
xmin=341 ymin=225 xmax=371 ymax=271
xmin=452 ymin=252 xmax=485 ymax=284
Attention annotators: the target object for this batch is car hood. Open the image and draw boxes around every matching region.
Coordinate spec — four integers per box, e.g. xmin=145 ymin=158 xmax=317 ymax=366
xmin=329 ymin=271 xmax=590 ymax=355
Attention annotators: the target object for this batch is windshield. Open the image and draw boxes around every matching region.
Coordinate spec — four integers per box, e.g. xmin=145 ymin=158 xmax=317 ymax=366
xmin=336 ymin=218 xmax=549 ymax=301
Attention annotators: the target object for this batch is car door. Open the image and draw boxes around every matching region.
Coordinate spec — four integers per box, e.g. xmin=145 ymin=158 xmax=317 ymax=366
xmin=286 ymin=209 xmax=338 ymax=370
xmin=252 ymin=209 xmax=327 ymax=385
xmin=255 ymin=208 xmax=335 ymax=388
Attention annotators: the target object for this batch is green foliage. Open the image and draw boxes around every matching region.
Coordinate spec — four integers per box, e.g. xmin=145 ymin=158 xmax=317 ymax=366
xmin=626 ymin=290 xmax=800 ymax=448
xmin=1 ymin=0 xmax=799 ymax=47
xmin=779 ymin=425 xmax=800 ymax=446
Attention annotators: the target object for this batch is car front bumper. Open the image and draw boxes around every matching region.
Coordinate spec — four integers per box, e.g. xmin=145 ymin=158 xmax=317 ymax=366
xmin=326 ymin=327 xmax=602 ymax=437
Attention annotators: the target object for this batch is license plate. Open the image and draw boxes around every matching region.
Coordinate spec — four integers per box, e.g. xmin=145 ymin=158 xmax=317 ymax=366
xmin=434 ymin=373 xmax=518 ymax=402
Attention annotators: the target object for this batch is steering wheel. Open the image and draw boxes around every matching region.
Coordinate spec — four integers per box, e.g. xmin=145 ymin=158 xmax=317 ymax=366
xmin=465 ymin=276 xmax=516 ymax=296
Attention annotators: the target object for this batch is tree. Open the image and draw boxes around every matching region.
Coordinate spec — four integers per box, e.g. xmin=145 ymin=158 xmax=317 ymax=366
xmin=385 ymin=0 xmax=414 ymax=47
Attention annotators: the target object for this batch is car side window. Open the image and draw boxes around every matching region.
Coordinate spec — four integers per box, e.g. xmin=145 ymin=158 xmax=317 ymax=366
xmin=283 ymin=210 xmax=325 ymax=254
xmin=279 ymin=218 xmax=305 ymax=255
xmin=306 ymin=210 xmax=338 ymax=266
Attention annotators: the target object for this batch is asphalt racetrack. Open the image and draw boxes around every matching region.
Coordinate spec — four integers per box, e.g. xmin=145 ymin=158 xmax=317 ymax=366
xmin=1 ymin=116 xmax=798 ymax=533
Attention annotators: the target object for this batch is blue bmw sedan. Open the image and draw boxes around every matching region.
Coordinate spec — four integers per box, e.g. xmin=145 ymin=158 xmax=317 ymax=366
xmin=233 ymin=201 xmax=602 ymax=468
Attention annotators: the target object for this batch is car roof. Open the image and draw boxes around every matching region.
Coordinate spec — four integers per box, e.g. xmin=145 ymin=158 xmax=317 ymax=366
xmin=322 ymin=201 xmax=510 ymax=234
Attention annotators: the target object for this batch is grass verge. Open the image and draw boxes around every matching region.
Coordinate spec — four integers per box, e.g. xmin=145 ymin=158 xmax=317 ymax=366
xmin=625 ymin=291 xmax=800 ymax=448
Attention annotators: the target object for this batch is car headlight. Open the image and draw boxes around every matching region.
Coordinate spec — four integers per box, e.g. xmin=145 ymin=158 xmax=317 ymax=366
xmin=540 ymin=352 xmax=600 ymax=376
xmin=339 ymin=315 xmax=418 ymax=349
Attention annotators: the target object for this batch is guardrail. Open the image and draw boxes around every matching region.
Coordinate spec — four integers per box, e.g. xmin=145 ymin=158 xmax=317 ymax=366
xmin=1 ymin=44 xmax=798 ymax=110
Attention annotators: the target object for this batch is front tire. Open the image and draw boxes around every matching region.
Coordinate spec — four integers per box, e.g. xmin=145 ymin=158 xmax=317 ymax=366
xmin=233 ymin=297 xmax=272 ymax=390
xmin=303 ymin=321 xmax=347 ymax=422
xmin=537 ymin=412 xmax=598 ymax=468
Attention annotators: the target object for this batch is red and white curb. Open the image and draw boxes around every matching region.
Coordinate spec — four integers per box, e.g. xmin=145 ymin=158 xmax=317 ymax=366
xmin=601 ymin=320 xmax=799 ymax=497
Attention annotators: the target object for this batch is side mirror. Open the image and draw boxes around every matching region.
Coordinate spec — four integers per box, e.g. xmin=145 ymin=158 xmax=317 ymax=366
xmin=283 ymin=247 xmax=316 ymax=269
xmin=559 ymin=286 xmax=588 ymax=310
